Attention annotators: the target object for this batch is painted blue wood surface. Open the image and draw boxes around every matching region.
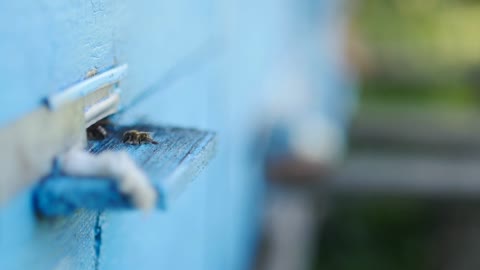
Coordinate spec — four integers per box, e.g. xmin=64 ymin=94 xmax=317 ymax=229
xmin=0 ymin=191 xmax=97 ymax=270
xmin=1 ymin=1 xmax=216 ymax=269
xmin=34 ymin=124 xmax=216 ymax=216
xmin=0 ymin=0 xmax=312 ymax=270
xmin=0 ymin=0 xmax=213 ymax=127
xmin=0 ymin=0 xmax=117 ymax=126
xmin=107 ymin=0 xmax=216 ymax=111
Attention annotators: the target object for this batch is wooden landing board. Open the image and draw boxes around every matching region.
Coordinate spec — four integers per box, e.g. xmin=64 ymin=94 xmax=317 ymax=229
xmin=34 ymin=124 xmax=216 ymax=216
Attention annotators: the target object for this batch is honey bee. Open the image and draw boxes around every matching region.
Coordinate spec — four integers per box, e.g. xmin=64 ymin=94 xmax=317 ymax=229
xmin=87 ymin=124 xmax=108 ymax=140
xmin=85 ymin=68 xmax=98 ymax=78
xmin=122 ymin=130 xmax=159 ymax=145
xmin=87 ymin=118 xmax=111 ymax=140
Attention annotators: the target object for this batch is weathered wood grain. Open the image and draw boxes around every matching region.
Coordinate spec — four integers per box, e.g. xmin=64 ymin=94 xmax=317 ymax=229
xmin=34 ymin=124 xmax=216 ymax=216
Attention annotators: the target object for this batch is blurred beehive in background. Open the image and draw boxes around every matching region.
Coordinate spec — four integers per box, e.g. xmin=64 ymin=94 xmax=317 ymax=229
xmin=344 ymin=0 xmax=480 ymax=182
xmin=315 ymin=1 xmax=480 ymax=270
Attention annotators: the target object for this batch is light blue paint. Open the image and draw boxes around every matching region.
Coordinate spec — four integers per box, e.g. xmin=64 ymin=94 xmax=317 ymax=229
xmin=1 ymin=1 xmax=353 ymax=270
xmin=1 ymin=0 xmax=217 ymax=267
xmin=0 ymin=0 xmax=118 ymax=127
xmin=0 ymin=190 xmax=97 ymax=270
xmin=113 ymin=1 xmax=216 ymax=108
xmin=99 ymin=172 xmax=209 ymax=270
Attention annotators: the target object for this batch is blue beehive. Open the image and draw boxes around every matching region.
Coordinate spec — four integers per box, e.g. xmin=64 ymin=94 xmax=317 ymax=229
xmin=0 ymin=1 xmax=353 ymax=269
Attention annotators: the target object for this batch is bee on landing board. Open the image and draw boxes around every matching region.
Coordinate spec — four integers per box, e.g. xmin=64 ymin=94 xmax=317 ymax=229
xmin=85 ymin=68 xmax=98 ymax=78
xmin=87 ymin=124 xmax=108 ymax=140
xmin=87 ymin=119 xmax=111 ymax=140
xmin=122 ymin=130 xmax=159 ymax=145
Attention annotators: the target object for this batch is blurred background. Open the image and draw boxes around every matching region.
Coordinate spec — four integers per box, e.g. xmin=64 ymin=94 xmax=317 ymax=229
xmin=305 ymin=0 xmax=480 ymax=269
xmin=2 ymin=0 xmax=480 ymax=269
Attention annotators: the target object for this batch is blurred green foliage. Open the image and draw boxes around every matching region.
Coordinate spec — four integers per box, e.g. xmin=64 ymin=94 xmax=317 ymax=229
xmin=314 ymin=199 xmax=438 ymax=270
xmin=360 ymin=80 xmax=478 ymax=108
xmin=313 ymin=1 xmax=480 ymax=269
xmin=352 ymin=0 xmax=480 ymax=108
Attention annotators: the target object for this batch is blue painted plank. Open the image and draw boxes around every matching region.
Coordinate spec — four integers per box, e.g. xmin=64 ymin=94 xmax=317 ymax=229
xmin=98 ymin=172 xmax=209 ymax=270
xmin=0 ymin=0 xmax=214 ymax=127
xmin=0 ymin=0 xmax=118 ymax=126
xmin=98 ymin=62 xmax=223 ymax=270
xmin=0 ymin=1 xmax=302 ymax=270
xmin=0 ymin=190 xmax=97 ymax=270
xmin=115 ymin=0 xmax=216 ymax=107
xmin=34 ymin=124 xmax=216 ymax=216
